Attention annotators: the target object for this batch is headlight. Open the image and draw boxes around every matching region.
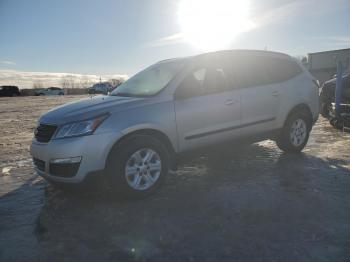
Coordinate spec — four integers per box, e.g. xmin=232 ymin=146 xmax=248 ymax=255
xmin=54 ymin=114 xmax=108 ymax=139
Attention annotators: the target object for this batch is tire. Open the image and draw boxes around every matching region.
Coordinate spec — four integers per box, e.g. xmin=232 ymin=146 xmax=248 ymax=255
xmin=320 ymin=87 xmax=333 ymax=118
xmin=106 ymin=135 xmax=169 ymax=198
xmin=330 ymin=117 xmax=343 ymax=130
xmin=276 ymin=111 xmax=311 ymax=153
xmin=320 ymin=102 xmax=331 ymax=118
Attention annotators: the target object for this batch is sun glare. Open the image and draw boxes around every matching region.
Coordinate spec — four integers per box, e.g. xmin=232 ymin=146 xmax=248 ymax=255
xmin=178 ymin=0 xmax=254 ymax=51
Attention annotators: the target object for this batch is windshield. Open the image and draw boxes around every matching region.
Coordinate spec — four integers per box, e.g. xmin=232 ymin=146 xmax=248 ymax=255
xmin=111 ymin=59 xmax=185 ymax=97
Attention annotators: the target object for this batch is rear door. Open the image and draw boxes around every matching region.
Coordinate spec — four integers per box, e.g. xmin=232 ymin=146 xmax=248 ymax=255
xmin=174 ymin=58 xmax=241 ymax=151
xmin=235 ymin=55 xmax=280 ymax=136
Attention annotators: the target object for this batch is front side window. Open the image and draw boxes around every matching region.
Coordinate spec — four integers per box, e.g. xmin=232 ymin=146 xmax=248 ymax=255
xmin=205 ymin=67 xmax=229 ymax=94
xmin=193 ymin=68 xmax=207 ymax=86
xmin=175 ymin=66 xmax=229 ymax=100
xmin=175 ymin=68 xmax=208 ymax=100
xmin=111 ymin=59 xmax=185 ymax=97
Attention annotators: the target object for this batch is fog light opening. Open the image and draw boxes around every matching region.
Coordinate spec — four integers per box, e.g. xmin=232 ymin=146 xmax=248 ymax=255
xmin=50 ymin=156 xmax=82 ymax=164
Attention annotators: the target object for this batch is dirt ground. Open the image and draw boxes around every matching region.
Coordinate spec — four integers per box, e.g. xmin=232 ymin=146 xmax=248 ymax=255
xmin=1 ymin=95 xmax=350 ymax=262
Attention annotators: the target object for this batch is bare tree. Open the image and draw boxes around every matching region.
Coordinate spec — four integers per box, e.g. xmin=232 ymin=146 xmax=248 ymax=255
xmin=79 ymin=76 xmax=93 ymax=89
xmin=61 ymin=75 xmax=76 ymax=89
xmin=61 ymin=77 xmax=69 ymax=89
xmin=32 ymin=80 xmax=44 ymax=89
xmin=108 ymin=78 xmax=123 ymax=88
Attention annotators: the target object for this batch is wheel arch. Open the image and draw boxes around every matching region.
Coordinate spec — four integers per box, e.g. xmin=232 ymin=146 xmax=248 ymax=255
xmin=285 ymin=103 xmax=313 ymax=130
xmin=105 ymin=128 xmax=176 ymax=169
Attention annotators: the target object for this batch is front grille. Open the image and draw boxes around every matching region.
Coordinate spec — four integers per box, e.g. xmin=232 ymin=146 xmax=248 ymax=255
xmin=33 ymin=158 xmax=45 ymax=172
xmin=35 ymin=124 xmax=57 ymax=143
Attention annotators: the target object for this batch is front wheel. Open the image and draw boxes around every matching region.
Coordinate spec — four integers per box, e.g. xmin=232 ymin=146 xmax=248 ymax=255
xmin=276 ymin=111 xmax=311 ymax=153
xmin=107 ymin=135 xmax=169 ymax=198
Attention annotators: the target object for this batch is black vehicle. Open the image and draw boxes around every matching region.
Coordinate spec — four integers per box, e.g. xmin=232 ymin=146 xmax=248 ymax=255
xmin=320 ymin=74 xmax=350 ymax=117
xmin=0 ymin=86 xmax=20 ymax=97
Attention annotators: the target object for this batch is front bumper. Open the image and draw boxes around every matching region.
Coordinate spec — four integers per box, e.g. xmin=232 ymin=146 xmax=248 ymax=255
xmin=30 ymin=131 xmax=122 ymax=183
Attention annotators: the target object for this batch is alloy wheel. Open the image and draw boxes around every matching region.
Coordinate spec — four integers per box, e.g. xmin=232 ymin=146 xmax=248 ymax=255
xmin=124 ymin=148 xmax=162 ymax=190
xmin=290 ymin=118 xmax=307 ymax=147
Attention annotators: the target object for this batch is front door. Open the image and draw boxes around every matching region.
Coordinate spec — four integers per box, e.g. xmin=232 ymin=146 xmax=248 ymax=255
xmin=174 ymin=65 xmax=241 ymax=152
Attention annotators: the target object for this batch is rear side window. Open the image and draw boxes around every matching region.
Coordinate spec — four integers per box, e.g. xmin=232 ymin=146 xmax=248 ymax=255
xmin=233 ymin=55 xmax=303 ymax=88
xmin=234 ymin=56 xmax=270 ymax=88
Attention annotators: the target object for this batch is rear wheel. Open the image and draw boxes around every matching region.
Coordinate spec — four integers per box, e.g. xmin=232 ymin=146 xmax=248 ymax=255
xmin=107 ymin=135 xmax=169 ymax=198
xmin=276 ymin=111 xmax=311 ymax=153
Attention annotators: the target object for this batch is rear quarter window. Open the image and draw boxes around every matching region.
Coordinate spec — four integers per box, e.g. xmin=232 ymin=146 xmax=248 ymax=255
xmin=266 ymin=58 xmax=302 ymax=83
xmin=232 ymin=55 xmax=303 ymax=88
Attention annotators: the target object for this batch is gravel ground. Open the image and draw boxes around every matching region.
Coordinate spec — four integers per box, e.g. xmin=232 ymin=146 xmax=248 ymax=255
xmin=0 ymin=95 xmax=350 ymax=262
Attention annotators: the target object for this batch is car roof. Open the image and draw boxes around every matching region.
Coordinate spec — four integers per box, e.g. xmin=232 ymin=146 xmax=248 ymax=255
xmin=158 ymin=49 xmax=291 ymax=65
xmin=196 ymin=49 xmax=291 ymax=59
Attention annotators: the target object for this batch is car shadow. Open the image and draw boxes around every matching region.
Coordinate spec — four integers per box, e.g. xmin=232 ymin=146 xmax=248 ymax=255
xmin=1 ymin=142 xmax=350 ymax=261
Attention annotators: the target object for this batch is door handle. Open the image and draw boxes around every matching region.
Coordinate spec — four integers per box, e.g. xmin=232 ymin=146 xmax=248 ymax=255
xmin=225 ymin=99 xmax=237 ymax=105
xmin=272 ymin=91 xmax=279 ymax=97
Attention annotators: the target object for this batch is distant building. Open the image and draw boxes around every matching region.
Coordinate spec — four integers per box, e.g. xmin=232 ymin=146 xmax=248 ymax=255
xmin=307 ymin=48 xmax=350 ymax=83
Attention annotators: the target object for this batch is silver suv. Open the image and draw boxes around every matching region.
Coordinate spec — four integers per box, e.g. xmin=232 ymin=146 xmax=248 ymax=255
xmin=30 ymin=50 xmax=319 ymax=197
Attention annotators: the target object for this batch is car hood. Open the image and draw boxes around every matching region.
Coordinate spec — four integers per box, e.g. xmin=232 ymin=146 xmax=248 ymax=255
xmin=39 ymin=95 xmax=145 ymax=125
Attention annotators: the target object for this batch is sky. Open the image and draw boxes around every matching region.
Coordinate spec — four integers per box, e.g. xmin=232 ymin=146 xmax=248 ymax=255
xmin=0 ymin=0 xmax=349 ymax=88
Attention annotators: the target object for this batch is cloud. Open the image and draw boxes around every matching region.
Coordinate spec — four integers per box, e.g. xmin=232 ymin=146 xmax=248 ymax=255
xmin=252 ymin=1 xmax=306 ymax=27
xmin=253 ymin=0 xmax=350 ymax=27
xmin=1 ymin=60 xmax=16 ymax=65
xmin=323 ymin=36 xmax=350 ymax=47
xmin=310 ymin=36 xmax=350 ymax=50
xmin=147 ymin=0 xmax=349 ymax=48
xmin=146 ymin=32 xmax=186 ymax=47
xmin=0 ymin=69 xmax=128 ymax=89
